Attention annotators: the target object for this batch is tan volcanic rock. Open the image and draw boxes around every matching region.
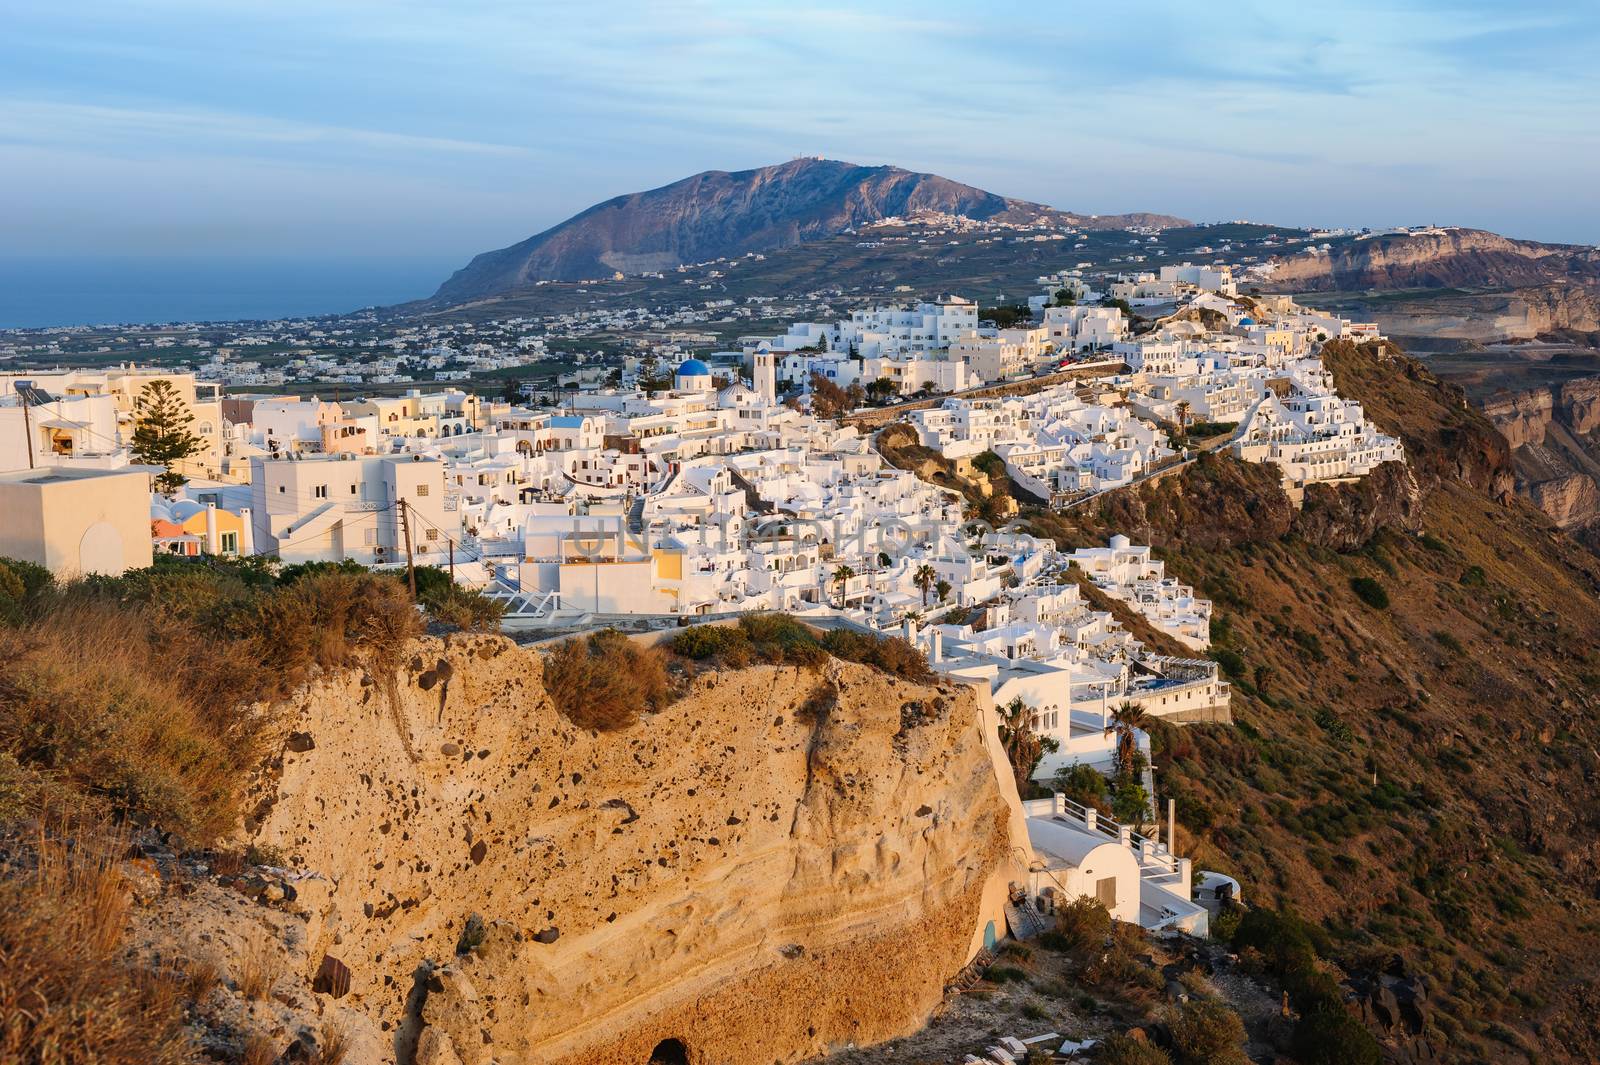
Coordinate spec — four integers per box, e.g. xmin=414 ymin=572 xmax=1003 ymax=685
xmin=1483 ymin=388 xmax=1555 ymax=449
xmin=213 ymin=632 xmax=1020 ymax=1065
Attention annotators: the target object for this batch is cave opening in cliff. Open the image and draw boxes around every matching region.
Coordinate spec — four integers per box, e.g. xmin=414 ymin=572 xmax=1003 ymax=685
xmin=648 ymin=1038 xmax=690 ymax=1064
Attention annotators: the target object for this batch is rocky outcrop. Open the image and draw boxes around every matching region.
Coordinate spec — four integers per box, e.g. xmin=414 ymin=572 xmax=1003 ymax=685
xmin=1526 ymin=472 xmax=1600 ymax=531
xmin=1561 ymin=378 xmax=1600 ymax=434
xmin=189 ymin=635 xmax=1018 ymax=1065
xmin=430 ymin=158 xmax=1187 ymax=300
xmin=1480 ymin=375 xmax=1600 ymax=533
xmin=1295 ymin=462 xmax=1425 ymax=551
xmin=1483 ymin=388 xmax=1556 ymax=449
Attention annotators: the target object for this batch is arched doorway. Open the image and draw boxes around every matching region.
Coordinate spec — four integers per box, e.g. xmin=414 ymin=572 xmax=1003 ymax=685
xmin=648 ymin=1038 xmax=689 ymax=1065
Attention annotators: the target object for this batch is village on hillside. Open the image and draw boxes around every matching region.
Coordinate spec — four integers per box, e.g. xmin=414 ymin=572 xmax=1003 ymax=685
xmin=0 ymin=260 xmax=1406 ymax=1059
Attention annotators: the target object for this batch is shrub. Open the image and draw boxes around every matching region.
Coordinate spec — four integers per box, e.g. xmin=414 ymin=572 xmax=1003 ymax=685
xmin=1292 ymin=1006 xmax=1381 ymax=1065
xmin=1350 ymin=577 xmax=1389 ymax=609
xmin=1052 ymin=763 xmax=1109 ymax=809
xmin=1097 ymin=1034 xmax=1172 ymax=1065
xmin=1051 ymin=896 xmax=1112 ymax=962
xmin=737 ymin=613 xmax=828 ymax=667
xmin=1460 ymin=565 xmax=1487 ymax=587
xmin=0 ymin=556 xmax=53 ymax=625
xmin=542 ymin=629 xmax=670 ymax=731
xmin=1210 ymin=647 xmax=1245 ymax=678
xmin=985 ymin=964 xmax=1028 ymax=984
xmin=419 ymin=583 xmax=505 ymax=632
xmin=1209 ymin=903 xmax=1243 ymax=942
xmin=1169 ymin=999 xmax=1248 ymax=1065
xmin=820 ymin=628 xmax=934 ymax=681
xmin=672 ymin=624 xmax=755 ymax=666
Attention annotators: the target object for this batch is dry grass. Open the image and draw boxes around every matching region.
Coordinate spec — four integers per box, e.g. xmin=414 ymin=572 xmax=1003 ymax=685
xmin=239 ymin=1032 xmax=277 ymax=1065
xmin=315 ymin=1019 xmax=351 ymax=1065
xmin=235 ymin=927 xmax=278 ymax=1001
xmin=542 ymin=629 xmax=671 ymax=731
xmin=0 ymin=569 xmax=423 ymax=844
xmin=0 ymin=819 xmax=199 ymax=1064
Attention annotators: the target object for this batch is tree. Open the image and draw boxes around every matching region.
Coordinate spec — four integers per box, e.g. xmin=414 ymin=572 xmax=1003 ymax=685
xmin=979 ymin=304 xmax=1032 ymax=329
xmin=808 ymin=372 xmax=849 ymax=418
xmin=131 ymin=379 xmax=202 ymax=494
xmin=1053 ymin=288 xmax=1077 ymax=307
xmin=865 ymin=378 xmax=898 ymax=403
xmin=831 ymin=564 xmax=855 ymax=607
xmin=914 ymin=563 xmax=937 ymax=606
xmin=1105 ymin=701 xmax=1150 ymax=780
xmin=844 ymin=381 xmax=865 ymax=410
xmin=500 ymin=377 xmax=526 ymax=403
xmin=1175 ymin=400 xmax=1192 ymax=433
xmin=935 ymin=578 xmax=952 ymax=604
xmin=998 ymin=696 xmax=1059 ymax=794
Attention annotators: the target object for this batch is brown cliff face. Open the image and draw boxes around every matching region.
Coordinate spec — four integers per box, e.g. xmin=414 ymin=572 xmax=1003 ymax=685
xmin=1268 ymin=229 xmax=1600 ymax=294
xmin=223 ymin=636 xmax=1013 ymax=1065
xmin=1480 ymin=375 xmax=1600 ymax=534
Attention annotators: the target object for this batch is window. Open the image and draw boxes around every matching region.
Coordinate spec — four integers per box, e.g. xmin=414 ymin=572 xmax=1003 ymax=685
xmin=365 ymin=529 xmax=377 ymax=546
xmin=1095 ymin=876 xmax=1117 ymax=909
xmin=416 ymin=484 xmax=430 ymax=496
xmin=220 ymin=531 xmax=238 ymax=555
xmin=350 ymin=484 xmax=357 ymax=494
xmin=278 ymin=485 xmax=286 ymax=493
xmin=314 ymin=485 xmax=328 ymax=499
xmin=425 ymin=529 xmax=439 ymax=542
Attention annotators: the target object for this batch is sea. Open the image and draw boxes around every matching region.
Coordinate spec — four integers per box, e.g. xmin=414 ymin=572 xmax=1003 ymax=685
xmin=0 ymin=256 xmax=455 ymax=329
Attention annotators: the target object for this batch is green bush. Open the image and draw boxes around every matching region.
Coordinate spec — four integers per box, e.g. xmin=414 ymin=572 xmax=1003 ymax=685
xmin=1050 ymin=896 xmax=1112 ymax=961
xmin=1292 ymin=1006 xmax=1381 ymax=1065
xmin=738 ymin=612 xmax=828 ymax=667
xmin=1210 ymin=647 xmax=1246 ymax=678
xmin=1169 ymin=999 xmax=1248 ymax=1065
xmin=818 ymin=627 xmax=933 ymax=681
xmin=0 ymin=556 xmax=53 ymax=625
xmin=1209 ymin=903 xmax=1243 ymax=942
xmin=1052 ymin=763 xmax=1108 ymax=808
xmin=1350 ymin=577 xmax=1390 ymax=610
xmin=671 ymin=623 xmax=754 ymax=665
xmin=985 ymin=964 xmax=1028 ymax=984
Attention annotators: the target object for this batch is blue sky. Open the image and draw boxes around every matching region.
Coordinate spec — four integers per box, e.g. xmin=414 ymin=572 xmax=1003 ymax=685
xmin=3 ymin=0 xmax=1598 ymax=276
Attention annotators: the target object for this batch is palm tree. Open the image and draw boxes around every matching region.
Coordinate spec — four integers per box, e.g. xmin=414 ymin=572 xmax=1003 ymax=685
xmin=1175 ymin=400 xmax=1192 ymax=433
xmin=914 ymin=563 xmax=937 ymax=606
xmin=1104 ymin=701 xmax=1150 ymax=781
xmin=998 ymin=696 xmax=1046 ymax=795
xmin=935 ymin=578 xmax=952 ymax=604
xmin=832 ymin=564 xmax=855 ymax=607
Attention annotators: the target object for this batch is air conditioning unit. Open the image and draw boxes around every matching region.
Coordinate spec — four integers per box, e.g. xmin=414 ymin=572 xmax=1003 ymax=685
xmin=374 ymin=546 xmax=388 ymax=560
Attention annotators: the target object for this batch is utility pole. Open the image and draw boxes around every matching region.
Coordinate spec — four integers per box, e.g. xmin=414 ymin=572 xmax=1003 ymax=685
xmin=398 ymin=499 xmax=417 ymax=599
xmin=448 ymin=538 xmax=455 ymax=582
xmin=17 ymin=385 xmax=35 ymax=469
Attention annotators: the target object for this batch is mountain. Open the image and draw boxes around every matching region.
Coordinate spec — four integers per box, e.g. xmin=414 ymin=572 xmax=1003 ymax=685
xmin=430 ymin=158 xmax=1189 ymax=304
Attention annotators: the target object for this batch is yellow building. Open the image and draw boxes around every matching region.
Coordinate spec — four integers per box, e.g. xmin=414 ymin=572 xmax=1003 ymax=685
xmin=0 ymin=467 xmax=155 ymax=576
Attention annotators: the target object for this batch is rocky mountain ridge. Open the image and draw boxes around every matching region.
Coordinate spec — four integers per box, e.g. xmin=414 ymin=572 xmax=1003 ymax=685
xmin=430 ymin=158 xmax=1188 ymax=304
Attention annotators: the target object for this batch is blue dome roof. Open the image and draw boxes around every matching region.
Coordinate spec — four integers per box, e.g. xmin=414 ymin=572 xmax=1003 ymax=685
xmin=676 ymin=358 xmax=711 ymax=377
xmin=1238 ymin=317 xmax=1255 ymax=326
